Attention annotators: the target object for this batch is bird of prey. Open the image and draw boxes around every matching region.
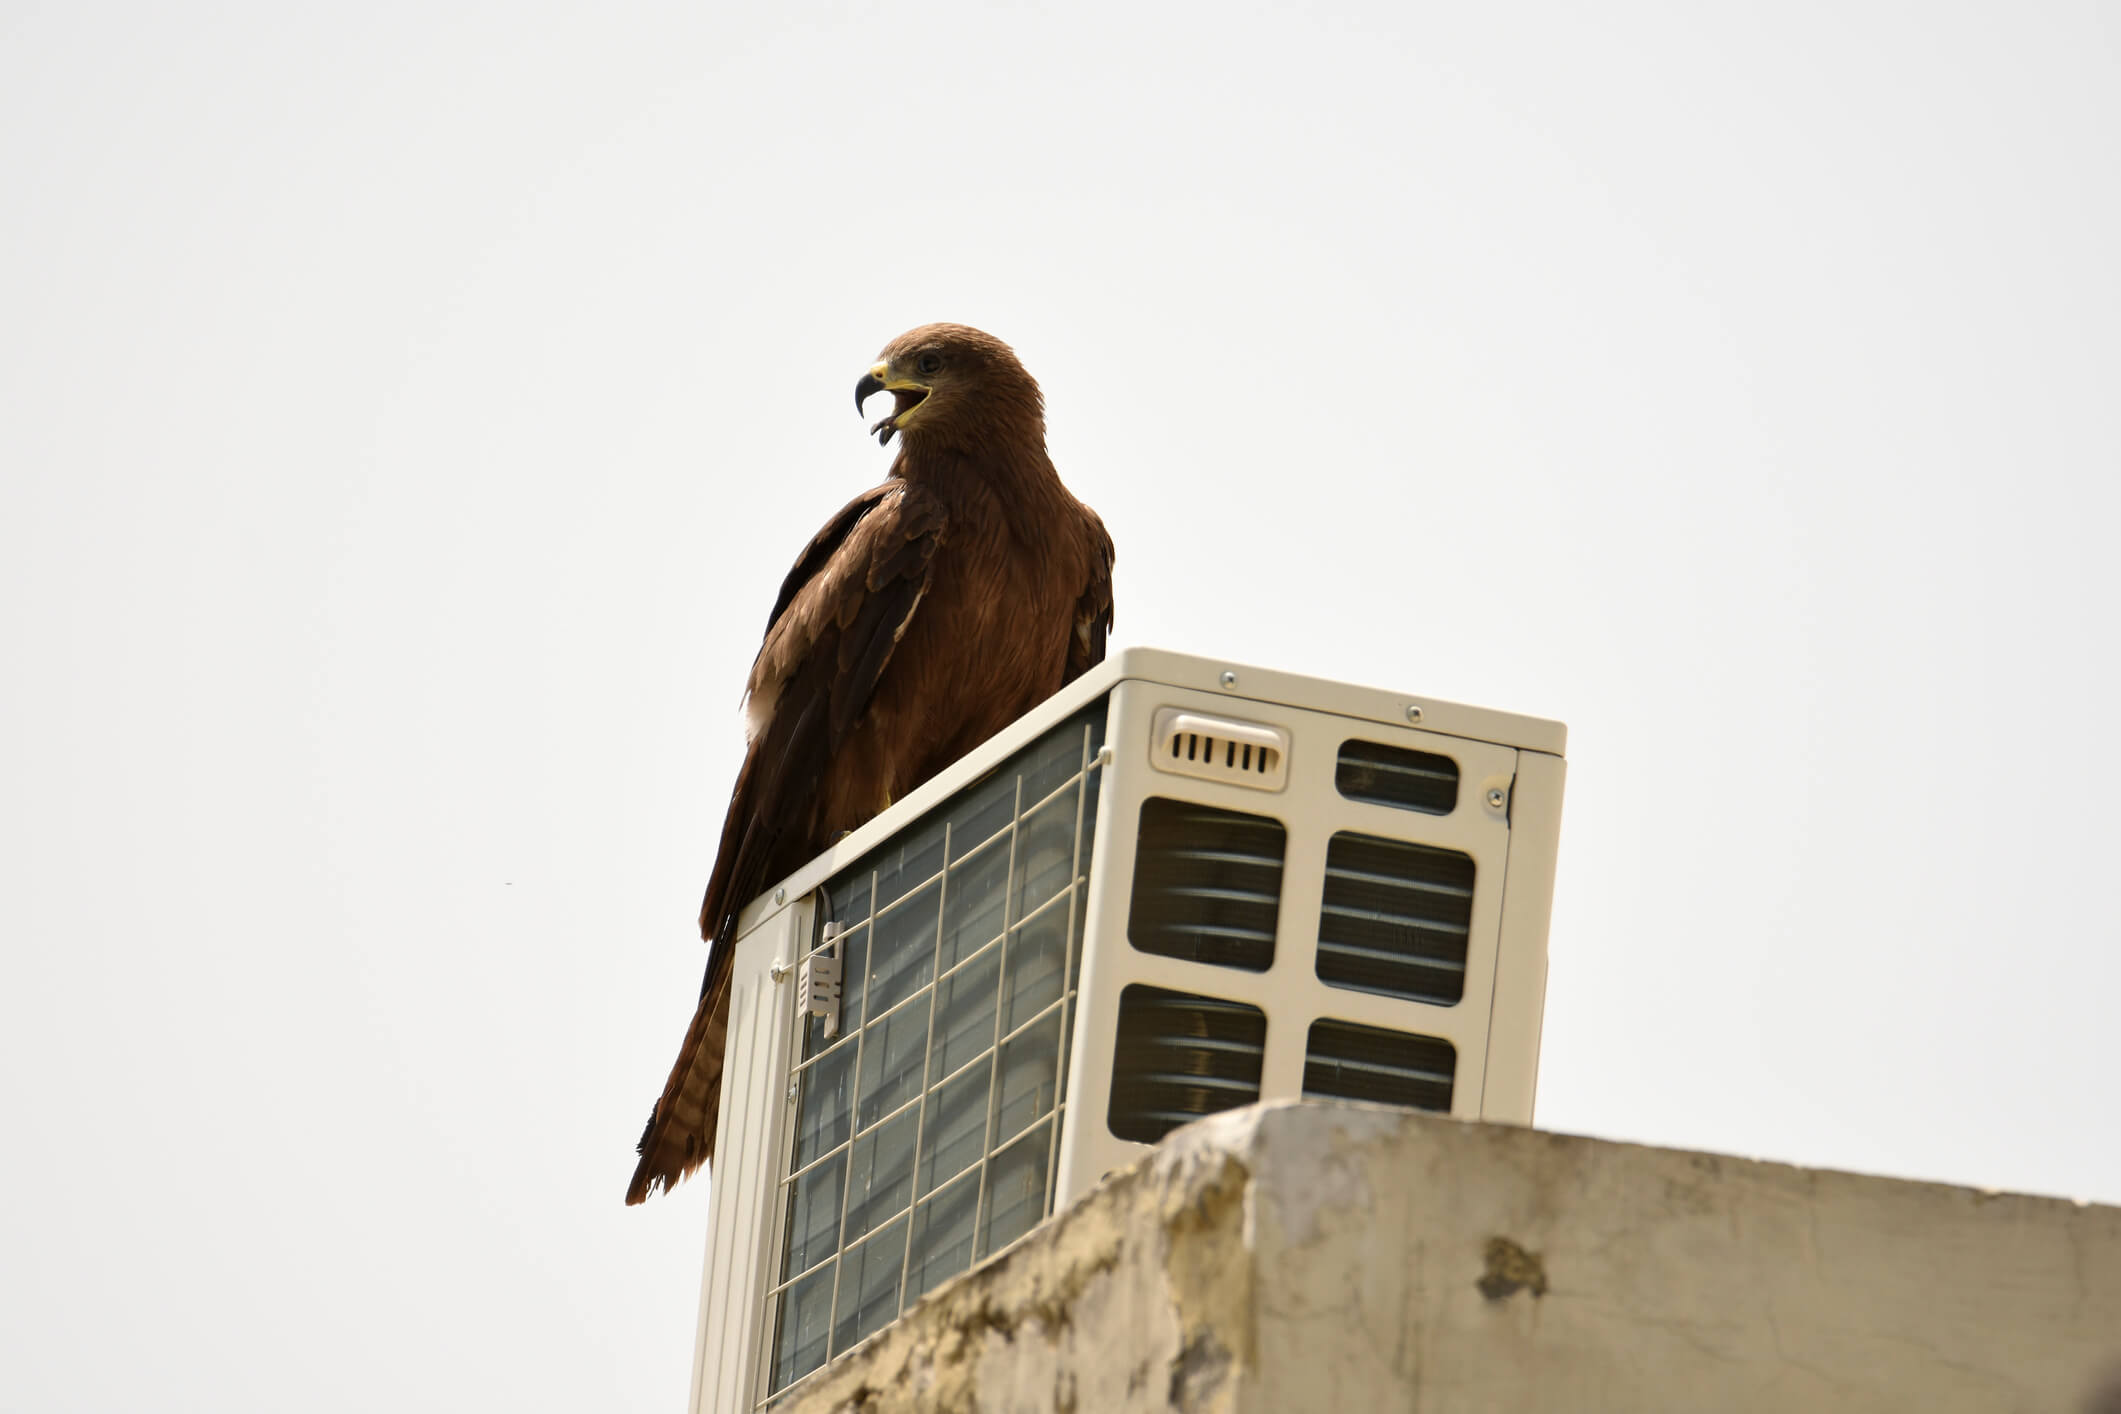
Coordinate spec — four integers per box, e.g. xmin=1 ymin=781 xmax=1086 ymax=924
xmin=627 ymin=323 xmax=1115 ymax=1205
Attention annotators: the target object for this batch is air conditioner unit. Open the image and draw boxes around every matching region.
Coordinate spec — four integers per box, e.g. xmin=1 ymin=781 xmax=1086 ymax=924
xmin=685 ymin=648 xmax=1566 ymax=1412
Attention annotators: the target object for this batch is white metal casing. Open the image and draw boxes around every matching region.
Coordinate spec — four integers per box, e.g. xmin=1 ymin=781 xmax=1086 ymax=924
xmin=686 ymin=647 xmax=1567 ymax=1414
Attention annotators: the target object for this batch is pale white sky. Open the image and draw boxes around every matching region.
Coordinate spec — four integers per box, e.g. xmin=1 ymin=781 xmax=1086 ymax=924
xmin=4 ymin=2 xmax=2117 ymax=1409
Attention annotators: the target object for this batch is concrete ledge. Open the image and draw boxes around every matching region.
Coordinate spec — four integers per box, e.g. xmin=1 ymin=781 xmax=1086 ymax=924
xmin=780 ymin=1103 xmax=2121 ymax=1413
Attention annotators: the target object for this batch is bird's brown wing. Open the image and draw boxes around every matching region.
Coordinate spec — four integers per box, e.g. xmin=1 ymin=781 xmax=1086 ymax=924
xmin=626 ymin=481 xmax=948 ymax=1205
xmin=1064 ymin=505 xmax=1116 ymax=684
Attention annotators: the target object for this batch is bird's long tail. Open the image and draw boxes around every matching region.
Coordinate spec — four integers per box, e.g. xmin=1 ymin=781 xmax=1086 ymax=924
xmin=627 ymin=674 xmax=833 ymax=1204
xmin=624 ymin=751 xmax=761 ymax=1206
xmin=626 ymin=962 xmax=732 ymax=1205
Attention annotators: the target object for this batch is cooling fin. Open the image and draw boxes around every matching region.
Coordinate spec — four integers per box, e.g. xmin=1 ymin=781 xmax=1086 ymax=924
xmin=1303 ymin=1017 xmax=1455 ymax=1112
xmin=1316 ymin=831 xmax=1475 ymax=1006
xmin=1127 ymin=797 xmax=1286 ymax=972
xmin=1335 ymin=738 xmax=1459 ymax=815
xmin=1107 ymin=984 xmax=1267 ymax=1144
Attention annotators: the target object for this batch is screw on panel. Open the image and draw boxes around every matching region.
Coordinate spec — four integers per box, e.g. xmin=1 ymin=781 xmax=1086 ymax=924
xmin=786 ymin=1080 xmax=798 ymax=1103
xmin=1406 ymin=704 xmax=1424 ymax=724
xmin=1487 ymin=787 xmax=1508 ymax=809
xmin=774 ymin=887 xmax=787 ymax=904
xmin=1219 ymin=671 xmax=1237 ymax=688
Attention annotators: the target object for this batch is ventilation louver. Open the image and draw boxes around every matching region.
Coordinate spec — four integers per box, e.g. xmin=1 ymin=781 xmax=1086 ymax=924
xmin=1303 ymin=1018 xmax=1455 ymax=1112
xmin=1126 ymin=798 xmax=1285 ymax=972
xmin=1150 ymin=708 xmax=1289 ymax=791
xmin=1107 ymin=984 xmax=1266 ymax=1144
xmin=1335 ymin=739 xmax=1460 ymax=815
xmin=1317 ymin=831 xmax=1476 ymax=1005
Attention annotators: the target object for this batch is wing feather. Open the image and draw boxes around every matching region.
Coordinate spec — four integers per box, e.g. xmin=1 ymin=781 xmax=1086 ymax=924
xmin=761 ymin=483 xmax=897 ymax=639
xmin=1064 ymin=506 xmax=1117 ymax=683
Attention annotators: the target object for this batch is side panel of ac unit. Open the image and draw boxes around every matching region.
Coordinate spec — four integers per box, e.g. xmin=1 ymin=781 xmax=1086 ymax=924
xmin=1055 ymin=678 xmax=1523 ymax=1205
xmin=687 ymin=899 xmax=809 ymax=1414
xmin=1483 ymin=749 xmax=1566 ymax=1119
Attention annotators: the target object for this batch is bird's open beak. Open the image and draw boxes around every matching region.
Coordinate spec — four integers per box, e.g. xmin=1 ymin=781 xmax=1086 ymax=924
xmin=854 ymin=360 xmax=931 ymax=446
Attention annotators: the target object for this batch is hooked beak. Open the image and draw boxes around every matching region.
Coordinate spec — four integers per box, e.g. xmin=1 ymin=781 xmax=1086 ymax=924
xmin=854 ymin=370 xmax=885 ymax=413
xmin=853 ymin=360 xmax=931 ymax=446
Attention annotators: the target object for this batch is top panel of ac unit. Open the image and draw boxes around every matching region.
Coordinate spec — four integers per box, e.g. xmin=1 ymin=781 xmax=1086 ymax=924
xmin=1104 ymin=648 xmax=1565 ymax=758
xmin=731 ymin=646 xmax=1566 ymax=937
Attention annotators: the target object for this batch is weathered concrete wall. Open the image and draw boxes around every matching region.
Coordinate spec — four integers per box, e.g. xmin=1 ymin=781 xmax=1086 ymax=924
xmin=780 ymin=1103 xmax=2121 ymax=1413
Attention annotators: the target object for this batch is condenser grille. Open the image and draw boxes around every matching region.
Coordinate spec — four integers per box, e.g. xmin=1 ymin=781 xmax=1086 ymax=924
xmin=1106 ymin=984 xmax=1267 ymax=1145
xmin=1303 ymin=1018 xmax=1455 ymax=1112
xmin=1316 ymin=831 xmax=1475 ymax=1006
xmin=1126 ymin=798 xmax=1286 ymax=972
xmin=764 ymin=703 xmax=1106 ymax=1397
xmin=1335 ymin=739 xmax=1459 ymax=815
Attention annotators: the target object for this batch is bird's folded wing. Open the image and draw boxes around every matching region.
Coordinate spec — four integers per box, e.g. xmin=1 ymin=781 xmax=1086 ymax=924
xmin=1065 ymin=505 xmax=1116 ymax=683
xmin=626 ymin=481 xmax=947 ymax=1204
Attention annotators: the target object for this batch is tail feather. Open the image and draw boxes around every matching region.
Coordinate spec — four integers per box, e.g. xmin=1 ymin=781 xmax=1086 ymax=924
xmin=625 ymin=641 xmax=833 ymax=1205
xmin=625 ymin=963 xmax=733 ymax=1205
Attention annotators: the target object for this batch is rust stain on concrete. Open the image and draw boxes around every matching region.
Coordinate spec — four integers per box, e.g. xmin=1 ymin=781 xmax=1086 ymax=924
xmin=1477 ymin=1236 xmax=1549 ymax=1301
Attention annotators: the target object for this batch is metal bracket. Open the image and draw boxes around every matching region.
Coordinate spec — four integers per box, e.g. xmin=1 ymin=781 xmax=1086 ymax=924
xmin=798 ymin=922 xmax=844 ymax=1039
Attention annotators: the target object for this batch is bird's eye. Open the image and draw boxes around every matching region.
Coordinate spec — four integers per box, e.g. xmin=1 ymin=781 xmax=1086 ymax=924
xmin=915 ymin=352 xmax=943 ymax=376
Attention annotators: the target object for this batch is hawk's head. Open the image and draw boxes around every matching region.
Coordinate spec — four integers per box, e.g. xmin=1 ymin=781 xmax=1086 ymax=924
xmin=854 ymin=323 xmax=1044 ymax=450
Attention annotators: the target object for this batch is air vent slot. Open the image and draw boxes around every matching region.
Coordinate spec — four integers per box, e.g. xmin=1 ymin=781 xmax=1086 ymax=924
xmin=1108 ymin=984 xmax=1266 ymax=1145
xmin=1317 ymin=831 xmax=1475 ymax=1005
xmin=1303 ymin=1018 xmax=1455 ymax=1113
xmin=1127 ymin=797 xmax=1285 ymax=972
xmin=1150 ymin=708 xmax=1289 ymax=792
xmin=1335 ymin=739 xmax=1459 ymax=815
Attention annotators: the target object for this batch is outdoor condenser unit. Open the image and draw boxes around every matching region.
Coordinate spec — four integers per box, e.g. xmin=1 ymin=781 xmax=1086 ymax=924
xmin=686 ymin=648 xmax=1567 ymax=1412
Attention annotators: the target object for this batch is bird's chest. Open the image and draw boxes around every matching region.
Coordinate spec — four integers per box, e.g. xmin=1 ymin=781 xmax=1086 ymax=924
xmin=881 ymin=518 xmax=1072 ymax=757
xmin=943 ymin=526 xmax=1051 ymax=633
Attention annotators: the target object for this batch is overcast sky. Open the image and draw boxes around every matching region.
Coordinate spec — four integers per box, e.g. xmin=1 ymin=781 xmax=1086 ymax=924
xmin=4 ymin=2 xmax=2117 ymax=1409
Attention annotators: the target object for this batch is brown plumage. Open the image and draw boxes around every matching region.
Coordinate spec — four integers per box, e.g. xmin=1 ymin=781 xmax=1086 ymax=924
xmin=626 ymin=323 xmax=1115 ymax=1205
